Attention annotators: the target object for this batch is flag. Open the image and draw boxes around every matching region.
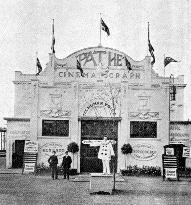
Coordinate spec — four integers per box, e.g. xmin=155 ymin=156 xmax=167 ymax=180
xmin=36 ymin=58 xmax=42 ymax=76
xmin=164 ymin=57 xmax=177 ymax=67
xmin=124 ymin=57 xmax=132 ymax=71
xmin=77 ymin=60 xmax=84 ymax=77
xmin=101 ymin=18 xmax=110 ymax=36
xmin=51 ymin=19 xmax=55 ymax=53
xmin=148 ymin=23 xmax=155 ymax=65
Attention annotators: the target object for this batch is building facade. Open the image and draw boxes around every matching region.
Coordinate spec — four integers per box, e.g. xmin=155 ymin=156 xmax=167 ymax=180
xmin=4 ymin=46 xmax=186 ymax=172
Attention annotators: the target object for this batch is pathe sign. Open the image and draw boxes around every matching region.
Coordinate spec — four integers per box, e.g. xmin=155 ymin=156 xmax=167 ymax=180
xmin=132 ymin=144 xmax=157 ymax=161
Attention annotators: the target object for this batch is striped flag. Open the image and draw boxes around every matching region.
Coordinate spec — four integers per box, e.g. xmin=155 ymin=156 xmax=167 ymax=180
xmin=148 ymin=22 xmax=155 ymax=65
xmin=51 ymin=19 xmax=55 ymax=53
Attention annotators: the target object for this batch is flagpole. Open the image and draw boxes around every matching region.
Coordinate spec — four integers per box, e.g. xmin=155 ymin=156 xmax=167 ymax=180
xmin=99 ymin=13 xmax=102 ymax=46
xmin=164 ymin=54 xmax=166 ymax=83
xmin=148 ymin=22 xmax=149 ymax=52
xmin=52 ymin=19 xmax=53 ymax=53
xmin=36 ymin=52 xmax=38 ymax=75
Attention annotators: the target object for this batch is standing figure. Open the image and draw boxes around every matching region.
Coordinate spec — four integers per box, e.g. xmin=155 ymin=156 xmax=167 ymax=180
xmin=62 ymin=151 xmax=72 ymax=180
xmin=87 ymin=137 xmax=115 ymax=174
xmin=48 ymin=151 xmax=58 ymax=180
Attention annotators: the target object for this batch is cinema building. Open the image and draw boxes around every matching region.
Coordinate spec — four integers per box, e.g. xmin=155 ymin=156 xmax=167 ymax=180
xmin=4 ymin=46 xmax=186 ymax=172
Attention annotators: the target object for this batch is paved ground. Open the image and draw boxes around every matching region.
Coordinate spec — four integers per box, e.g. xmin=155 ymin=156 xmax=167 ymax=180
xmin=0 ymin=173 xmax=190 ymax=205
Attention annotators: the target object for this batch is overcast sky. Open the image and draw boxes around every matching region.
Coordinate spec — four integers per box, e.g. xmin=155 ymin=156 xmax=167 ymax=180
xmin=0 ymin=0 xmax=190 ymax=126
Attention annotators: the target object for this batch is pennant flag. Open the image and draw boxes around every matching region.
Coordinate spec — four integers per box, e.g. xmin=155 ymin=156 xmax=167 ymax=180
xmin=164 ymin=57 xmax=177 ymax=67
xmin=101 ymin=18 xmax=110 ymax=36
xmin=51 ymin=19 xmax=55 ymax=53
xmin=77 ymin=60 xmax=84 ymax=77
xmin=148 ymin=23 xmax=155 ymax=65
xmin=36 ymin=58 xmax=42 ymax=76
xmin=124 ymin=57 xmax=132 ymax=71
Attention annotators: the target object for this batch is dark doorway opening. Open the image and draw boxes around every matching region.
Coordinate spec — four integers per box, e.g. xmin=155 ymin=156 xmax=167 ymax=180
xmin=80 ymin=120 xmax=118 ymax=173
xmin=12 ymin=140 xmax=25 ymax=168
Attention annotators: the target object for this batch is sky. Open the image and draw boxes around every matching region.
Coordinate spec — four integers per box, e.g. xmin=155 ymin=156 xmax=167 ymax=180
xmin=0 ymin=0 xmax=191 ymax=127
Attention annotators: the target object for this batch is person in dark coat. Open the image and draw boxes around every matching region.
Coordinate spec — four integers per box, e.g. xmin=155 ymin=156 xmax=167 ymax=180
xmin=62 ymin=151 xmax=72 ymax=180
xmin=48 ymin=151 xmax=58 ymax=180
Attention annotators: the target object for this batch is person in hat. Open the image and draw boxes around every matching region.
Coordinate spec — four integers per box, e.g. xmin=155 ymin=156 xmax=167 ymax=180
xmin=62 ymin=151 xmax=72 ymax=180
xmin=48 ymin=151 xmax=58 ymax=180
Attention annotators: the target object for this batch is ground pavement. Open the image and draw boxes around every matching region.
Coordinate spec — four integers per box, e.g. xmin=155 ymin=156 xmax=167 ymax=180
xmin=0 ymin=172 xmax=190 ymax=205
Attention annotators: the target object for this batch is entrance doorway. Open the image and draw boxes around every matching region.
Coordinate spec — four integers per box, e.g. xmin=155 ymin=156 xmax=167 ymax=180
xmin=80 ymin=120 xmax=118 ymax=173
xmin=12 ymin=140 xmax=25 ymax=168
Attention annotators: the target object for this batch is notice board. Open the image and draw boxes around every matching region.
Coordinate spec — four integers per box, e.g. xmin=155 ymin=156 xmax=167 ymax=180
xmin=22 ymin=141 xmax=38 ymax=174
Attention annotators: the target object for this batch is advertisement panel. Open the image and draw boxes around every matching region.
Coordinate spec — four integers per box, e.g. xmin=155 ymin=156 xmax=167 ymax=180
xmin=165 ymin=168 xmax=177 ymax=179
xmin=182 ymin=147 xmax=191 ymax=158
xmin=24 ymin=163 xmax=35 ymax=172
xmin=24 ymin=141 xmax=38 ymax=153
xmin=132 ymin=144 xmax=157 ymax=161
xmin=170 ymin=123 xmax=190 ymax=145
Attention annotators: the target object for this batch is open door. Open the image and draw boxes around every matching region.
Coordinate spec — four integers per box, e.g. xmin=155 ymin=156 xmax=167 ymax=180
xmin=12 ymin=140 xmax=25 ymax=168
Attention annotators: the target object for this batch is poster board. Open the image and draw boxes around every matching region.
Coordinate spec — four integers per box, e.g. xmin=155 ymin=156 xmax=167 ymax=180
xmin=162 ymin=155 xmax=179 ymax=181
xmin=166 ymin=148 xmax=174 ymax=156
xmin=22 ymin=141 xmax=38 ymax=174
xmin=165 ymin=168 xmax=177 ymax=179
xmin=182 ymin=147 xmax=191 ymax=158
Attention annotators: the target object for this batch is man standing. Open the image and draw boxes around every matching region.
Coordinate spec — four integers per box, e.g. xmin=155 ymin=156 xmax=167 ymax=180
xmin=62 ymin=151 xmax=72 ymax=180
xmin=48 ymin=151 xmax=58 ymax=180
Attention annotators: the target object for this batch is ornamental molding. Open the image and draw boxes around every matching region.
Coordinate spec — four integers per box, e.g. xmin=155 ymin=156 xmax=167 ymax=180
xmin=128 ymin=112 xmax=159 ymax=120
xmin=40 ymin=109 xmax=71 ymax=118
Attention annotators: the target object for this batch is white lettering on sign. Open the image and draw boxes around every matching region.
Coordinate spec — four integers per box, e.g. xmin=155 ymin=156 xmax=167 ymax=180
xmin=132 ymin=144 xmax=157 ymax=161
xmin=82 ymin=140 xmax=116 ymax=145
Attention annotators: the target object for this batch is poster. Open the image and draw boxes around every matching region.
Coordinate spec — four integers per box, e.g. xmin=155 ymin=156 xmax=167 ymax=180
xmin=24 ymin=141 xmax=38 ymax=153
xmin=24 ymin=163 xmax=35 ymax=173
xmin=165 ymin=168 xmax=177 ymax=179
xmin=183 ymin=147 xmax=191 ymax=158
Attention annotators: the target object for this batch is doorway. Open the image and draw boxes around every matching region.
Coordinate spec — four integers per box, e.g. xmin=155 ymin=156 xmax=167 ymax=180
xmin=80 ymin=120 xmax=118 ymax=173
xmin=12 ymin=140 xmax=25 ymax=168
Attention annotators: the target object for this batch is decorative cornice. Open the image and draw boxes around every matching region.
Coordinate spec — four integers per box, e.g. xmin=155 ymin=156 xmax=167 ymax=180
xmin=4 ymin=117 xmax=30 ymax=121
xmin=128 ymin=112 xmax=159 ymax=120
